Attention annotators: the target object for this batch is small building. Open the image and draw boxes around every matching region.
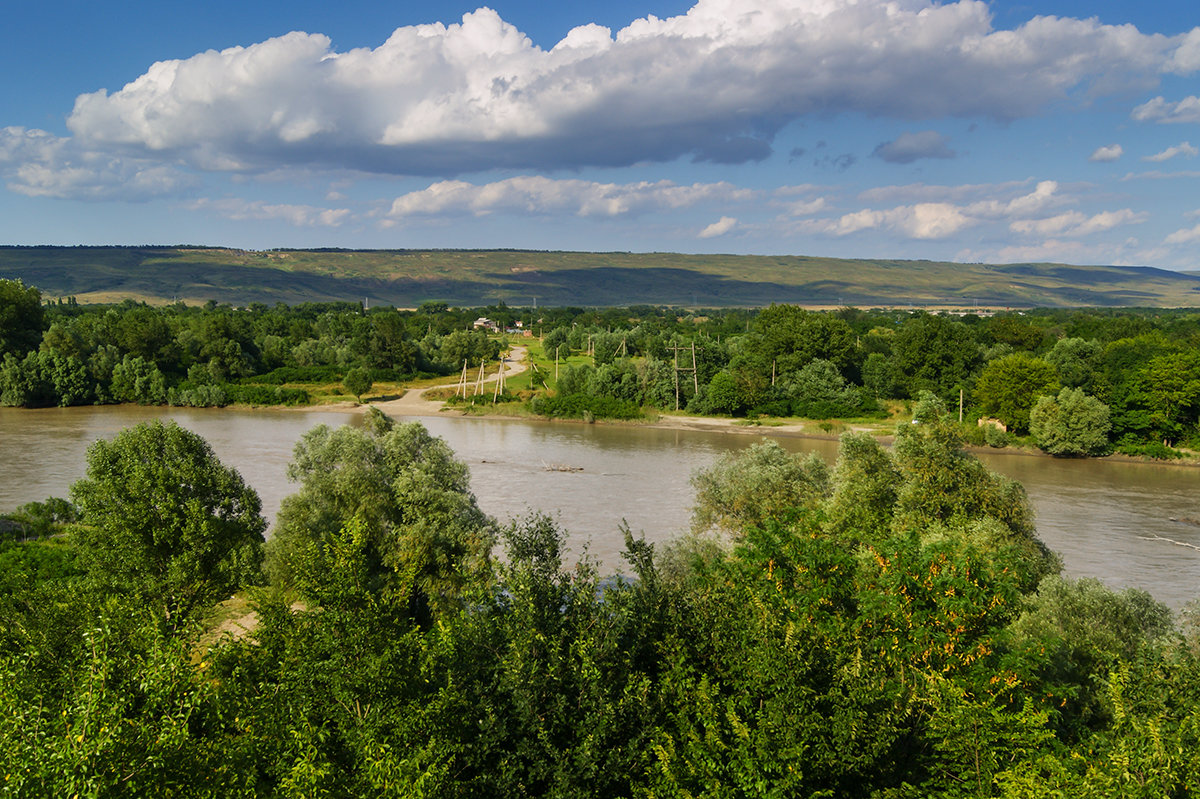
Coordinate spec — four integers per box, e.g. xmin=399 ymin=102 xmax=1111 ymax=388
xmin=473 ymin=317 xmax=499 ymax=332
xmin=977 ymin=417 xmax=1007 ymax=433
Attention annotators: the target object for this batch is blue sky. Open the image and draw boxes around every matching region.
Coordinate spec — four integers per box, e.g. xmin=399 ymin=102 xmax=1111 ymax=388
xmin=2 ymin=0 xmax=1199 ymax=269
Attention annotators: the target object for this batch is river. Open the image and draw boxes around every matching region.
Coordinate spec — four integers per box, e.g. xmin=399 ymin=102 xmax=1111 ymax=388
xmin=2 ymin=405 xmax=1197 ymax=608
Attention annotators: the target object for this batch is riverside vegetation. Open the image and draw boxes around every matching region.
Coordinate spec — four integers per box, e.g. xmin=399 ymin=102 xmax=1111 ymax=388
xmin=4 ymin=277 xmax=1199 ymax=458
xmin=2 ymin=399 xmax=1198 ymax=796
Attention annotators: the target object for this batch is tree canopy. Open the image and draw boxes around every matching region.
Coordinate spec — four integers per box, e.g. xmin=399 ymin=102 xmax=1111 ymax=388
xmin=69 ymin=420 xmax=265 ymax=627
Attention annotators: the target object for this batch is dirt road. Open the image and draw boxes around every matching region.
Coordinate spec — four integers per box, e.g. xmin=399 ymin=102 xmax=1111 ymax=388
xmin=372 ymin=345 xmax=529 ymax=418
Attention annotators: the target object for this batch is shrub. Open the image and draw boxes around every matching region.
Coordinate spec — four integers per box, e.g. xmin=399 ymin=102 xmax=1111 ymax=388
xmin=1030 ymin=388 xmax=1111 ymax=457
xmin=983 ymin=424 xmax=1010 ymax=448
xmin=529 ymin=393 xmax=642 ymax=420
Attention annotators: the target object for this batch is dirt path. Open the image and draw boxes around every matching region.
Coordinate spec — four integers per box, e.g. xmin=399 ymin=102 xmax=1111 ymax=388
xmin=371 ymin=345 xmax=529 ymax=418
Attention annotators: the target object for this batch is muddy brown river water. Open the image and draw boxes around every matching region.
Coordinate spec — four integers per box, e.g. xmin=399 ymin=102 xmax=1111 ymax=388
xmin=2 ymin=405 xmax=1197 ymax=608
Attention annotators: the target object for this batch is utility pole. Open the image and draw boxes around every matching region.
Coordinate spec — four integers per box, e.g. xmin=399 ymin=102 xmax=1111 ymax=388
xmin=669 ymin=343 xmax=701 ymax=410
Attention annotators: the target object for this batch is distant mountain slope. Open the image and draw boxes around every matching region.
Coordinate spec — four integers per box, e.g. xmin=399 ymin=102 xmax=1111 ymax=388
xmin=2 ymin=246 xmax=1199 ymax=308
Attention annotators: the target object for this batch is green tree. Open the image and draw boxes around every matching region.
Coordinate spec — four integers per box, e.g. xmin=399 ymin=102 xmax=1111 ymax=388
xmin=343 ymin=366 xmax=373 ymax=399
xmin=974 ymin=352 xmax=1059 ymax=434
xmin=893 ymin=312 xmax=979 ymax=400
xmin=542 ymin=327 xmax=570 ymax=361
xmin=1030 ymin=388 xmax=1112 ymax=456
xmin=691 ymin=440 xmax=830 ymax=536
xmin=785 ymin=357 xmax=866 ymax=417
xmin=893 ymin=393 xmax=1056 ymax=587
xmin=267 ymin=410 xmax=495 ymax=619
xmin=1003 ymin=576 xmax=1173 ymax=737
xmin=69 ymin=421 xmax=266 ymax=628
xmin=1129 ymin=350 xmax=1200 ymax=446
xmin=1046 ymin=336 xmax=1104 ymax=395
xmin=705 ymin=370 xmax=742 ymax=415
xmin=861 ymin=351 xmax=902 ymax=398
xmin=824 ymin=431 xmax=900 ymax=540
xmin=109 ymin=354 xmax=167 ymax=404
xmin=367 ymin=312 xmax=419 ymax=372
xmin=44 ymin=352 xmax=93 ymax=406
xmin=0 ymin=278 xmax=45 ymax=359
xmin=754 ymin=304 xmax=857 ymax=375
xmin=0 ymin=351 xmax=53 ymax=407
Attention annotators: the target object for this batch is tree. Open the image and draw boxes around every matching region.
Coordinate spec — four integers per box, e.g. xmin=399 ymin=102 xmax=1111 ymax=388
xmin=367 ymin=312 xmax=419 ymax=372
xmin=109 ymin=355 xmax=167 ymax=404
xmin=1030 ymin=388 xmax=1112 ymax=456
xmin=705 ymin=370 xmax=742 ymax=415
xmin=1130 ymin=351 xmax=1200 ymax=446
xmin=0 ymin=278 xmax=45 ymax=359
xmin=267 ymin=410 xmax=495 ymax=620
xmin=824 ymin=432 xmax=900 ymax=540
xmin=1046 ymin=337 xmax=1103 ymax=395
xmin=892 ymin=393 xmax=1057 ymax=586
xmin=893 ymin=313 xmax=979 ymax=400
xmin=861 ymin=351 xmax=902 ymax=399
xmin=542 ymin=327 xmax=570 ymax=361
xmin=974 ymin=352 xmax=1059 ymax=434
xmin=343 ymin=366 xmax=373 ymax=399
xmin=69 ymin=421 xmax=266 ymax=628
xmin=690 ymin=440 xmax=829 ymax=536
xmin=784 ymin=358 xmax=866 ymax=417
xmin=754 ymin=305 xmax=857 ymax=376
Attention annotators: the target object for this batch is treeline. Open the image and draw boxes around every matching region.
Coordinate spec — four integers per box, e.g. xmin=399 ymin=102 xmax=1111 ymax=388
xmin=4 ymin=275 xmax=1200 ymax=455
xmin=0 ymin=280 xmax=501 ymax=409
xmin=532 ymin=304 xmax=1200 ymax=457
xmin=2 ymin=400 xmax=1198 ymax=796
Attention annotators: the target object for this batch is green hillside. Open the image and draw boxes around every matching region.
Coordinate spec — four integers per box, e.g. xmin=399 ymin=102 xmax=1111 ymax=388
xmin=2 ymin=245 xmax=1199 ymax=307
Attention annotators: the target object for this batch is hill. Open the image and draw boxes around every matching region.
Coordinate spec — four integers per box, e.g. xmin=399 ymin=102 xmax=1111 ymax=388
xmin=2 ymin=245 xmax=1199 ymax=308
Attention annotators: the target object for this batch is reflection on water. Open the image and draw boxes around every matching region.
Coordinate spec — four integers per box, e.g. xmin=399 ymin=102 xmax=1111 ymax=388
xmin=1 ymin=406 xmax=1197 ymax=608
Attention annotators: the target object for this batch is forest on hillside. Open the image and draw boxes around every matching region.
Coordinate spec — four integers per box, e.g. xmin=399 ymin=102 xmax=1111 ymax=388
xmin=2 ymin=398 xmax=1199 ymax=796
xmin=3 ymin=277 xmax=1199 ymax=458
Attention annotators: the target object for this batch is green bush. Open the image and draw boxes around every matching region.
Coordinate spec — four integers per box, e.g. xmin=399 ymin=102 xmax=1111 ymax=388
xmin=1115 ymin=439 xmax=1183 ymax=460
xmin=244 ymin=365 xmax=341 ymax=384
xmin=529 ymin=392 xmax=642 ymax=420
xmin=225 ymin=384 xmax=310 ymax=406
xmin=1030 ymin=388 xmax=1112 ymax=457
xmin=983 ymin=423 xmax=1010 ymax=448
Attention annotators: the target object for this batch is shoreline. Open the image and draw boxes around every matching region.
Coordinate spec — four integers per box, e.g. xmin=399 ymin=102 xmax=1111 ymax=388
xmin=342 ymin=394 xmax=1200 ymax=470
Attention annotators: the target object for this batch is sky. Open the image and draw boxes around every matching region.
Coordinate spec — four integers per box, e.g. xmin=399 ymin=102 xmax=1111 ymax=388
xmin=2 ymin=0 xmax=1200 ymax=269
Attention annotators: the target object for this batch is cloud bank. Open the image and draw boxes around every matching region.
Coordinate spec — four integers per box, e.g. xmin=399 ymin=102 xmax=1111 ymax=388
xmin=56 ymin=0 xmax=1196 ymax=177
xmin=0 ymin=126 xmax=194 ymax=201
xmin=385 ymin=176 xmax=753 ymax=220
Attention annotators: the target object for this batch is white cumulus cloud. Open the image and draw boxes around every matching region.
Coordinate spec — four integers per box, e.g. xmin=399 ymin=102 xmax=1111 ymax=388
xmin=804 ymin=180 xmax=1139 ymax=242
xmin=0 ymin=126 xmax=195 ymax=201
xmin=1165 ymin=223 xmax=1200 ymax=245
xmin=817 ymin=203 xmax=975 ymax=240
xmin=1143 ymin=142 xmax=1199 ymax=162
xmin=189 ymin=197 xmax=352 ymax=227
xmin=385 ymin=176 xmax=752 ymax=219
xmin=1089 ymin=143 xmax=1124 ymax=162
xmin=51 ymin=0 xmax=1198 ymax=177
xmin=1009 ymin=208 xmax=1146 ymax=236
xmin=699 ymin=216 xmax=739 ymax=238
xmin=1132 ymin=95 xmax=1200 ymax=124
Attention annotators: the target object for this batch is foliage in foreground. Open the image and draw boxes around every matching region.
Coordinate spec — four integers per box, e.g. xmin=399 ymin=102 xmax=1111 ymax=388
xmin=2 ymin=403 xmax=1199 ymax=796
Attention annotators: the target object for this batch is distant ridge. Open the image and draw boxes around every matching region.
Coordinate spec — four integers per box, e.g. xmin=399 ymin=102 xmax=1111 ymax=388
xmin=2 ymin=246 xmax=1198 ymax=308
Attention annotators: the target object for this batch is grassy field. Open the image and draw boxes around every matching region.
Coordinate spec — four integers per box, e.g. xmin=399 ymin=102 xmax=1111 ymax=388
xmin=3 ymin=245 xmax=1200 ymax=308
